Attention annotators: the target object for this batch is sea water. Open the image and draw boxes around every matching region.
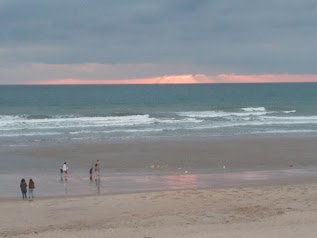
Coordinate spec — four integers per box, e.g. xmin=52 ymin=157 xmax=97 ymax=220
xmin=1 ymin=83 xmax=317 ymax=198
xmin=1 ymin=83 xmax=317 ymax=147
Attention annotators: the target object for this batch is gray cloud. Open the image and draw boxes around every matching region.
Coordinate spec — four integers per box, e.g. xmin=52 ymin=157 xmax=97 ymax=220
xmin=1 ymin=0 xmax=317 ymax=83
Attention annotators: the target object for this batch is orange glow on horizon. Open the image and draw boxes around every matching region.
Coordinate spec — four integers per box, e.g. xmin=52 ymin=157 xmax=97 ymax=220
xmin=33 ymin=74 xmax=317 ymax=85
xmin=35 ymin=75 xmax=204 ymax=85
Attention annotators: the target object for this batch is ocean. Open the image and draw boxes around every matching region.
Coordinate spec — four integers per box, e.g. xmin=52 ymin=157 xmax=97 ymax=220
xmin=1 ymin=83 xmax=317 ymax=147
xmin=1 ymin=83 xmax=317 ymax=198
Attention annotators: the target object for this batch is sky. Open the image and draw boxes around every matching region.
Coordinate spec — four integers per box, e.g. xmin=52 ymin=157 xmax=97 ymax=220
xmin=1 ymin=0 xmax=317 ymax=84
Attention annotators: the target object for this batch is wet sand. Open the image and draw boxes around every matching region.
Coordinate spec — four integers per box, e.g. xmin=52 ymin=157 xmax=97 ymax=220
xmin=1 ymin=136 xmax=317 ymax=198
xmin=7 ymin=135 xmax=317 ymax=172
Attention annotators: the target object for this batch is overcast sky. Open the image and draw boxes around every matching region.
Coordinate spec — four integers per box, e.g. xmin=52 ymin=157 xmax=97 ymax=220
xmin=1 ymin=0 xmax=317 ymax=84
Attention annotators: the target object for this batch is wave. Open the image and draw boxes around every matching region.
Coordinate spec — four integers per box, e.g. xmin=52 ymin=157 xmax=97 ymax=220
xmin=250 ymin=129 xmax=317 ymax=134
xmin=0 ymin=115 xmax=151 ymax=131
xmin=1 ymin=109 xmax=316 ymax=139
xmin=0 ymin=114 xmax=203 ymax=131
xmin=0 ymin=107 xmax=296 ymax=124
xmin=261 ymin=115 xmax=317 ymax=121
xmin=69 ymin=128 xmax=164 ymax=135
xmin=283 ymin=110 xmax=296 ymax=114
xmin=0 ymin=132 xmax=62 ymax=137
xmin=0 ymin=128 xmax=166 ymax=138
xmin=241 ymin=107 xmax=266 ymax=112
xmin=177 ymin=110 xmax=270 ymax=118
xmin=0 ymin=113 xmax=148 ymax=120
xmin=177 ymin=107 xmax=297 ymax=119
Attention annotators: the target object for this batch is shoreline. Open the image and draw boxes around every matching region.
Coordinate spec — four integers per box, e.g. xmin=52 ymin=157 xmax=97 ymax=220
xmin=3 ymin=132 xmax=317 ymax=146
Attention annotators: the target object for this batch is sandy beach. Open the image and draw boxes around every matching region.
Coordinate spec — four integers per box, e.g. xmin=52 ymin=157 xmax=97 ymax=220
xmin=1 ymin=136 xmax=317 ymax=237
xmin=1 ymin=180 xmax=317 ymax=238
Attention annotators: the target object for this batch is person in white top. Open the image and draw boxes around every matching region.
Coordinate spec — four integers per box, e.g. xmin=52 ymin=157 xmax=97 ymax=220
xmin=62 ymin=162 xmax=68 ymax=177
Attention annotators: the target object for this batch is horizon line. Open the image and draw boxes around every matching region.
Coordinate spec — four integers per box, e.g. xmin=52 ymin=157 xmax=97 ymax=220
xmin=3 ymin=73 xmax=317 ymax=85
xmin=1 ymin=81 xmax=317 ymax=86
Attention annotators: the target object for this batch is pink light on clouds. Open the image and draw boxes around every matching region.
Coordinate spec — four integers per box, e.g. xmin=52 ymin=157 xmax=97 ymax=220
xmin=35 ymin=74 xmax=317 ymax=85
xmin=5 ymin=62 xmax=317 ymax=85
xmin=36 ymin=74 xmax=208 ymax=85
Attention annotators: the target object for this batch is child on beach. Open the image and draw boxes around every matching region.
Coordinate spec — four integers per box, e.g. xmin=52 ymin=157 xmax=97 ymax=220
xmin=28 ymin=179 xmax=35 ymax=200
xmin=60 ymin=166 xmax=63 ymax=177
xmin=20 ymin=179 xmax=27 ymax=200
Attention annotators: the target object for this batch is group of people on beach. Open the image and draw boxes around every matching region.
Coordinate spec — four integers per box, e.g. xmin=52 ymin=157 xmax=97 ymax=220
xmin=19 ymin=160 xmax=101 ymax=200
xmin=19 ymin=178 xmax=35 ymax=200
xmin=60 ymin=160 xmax=101 ymax=180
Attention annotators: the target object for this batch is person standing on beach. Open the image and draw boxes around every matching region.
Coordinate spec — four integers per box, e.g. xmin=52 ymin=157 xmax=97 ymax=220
xmin=96 ymin=160 xmax=100 ymax=173
xmin=94 ymin=163 xmax=99 ymax=179
xmin=20 ymin=179 xmax=27 ymax=200
xmin=28 ymin=179 xmax=35 ymax=200
xmin=89 ymin=167 xmax=93 ymax=180
xmin=63 ymin=162 xmax=68 ymax=178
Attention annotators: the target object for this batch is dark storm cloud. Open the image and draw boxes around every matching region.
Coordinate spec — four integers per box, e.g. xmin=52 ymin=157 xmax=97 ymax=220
xmin=0 ymin=0 xmax=317 ymax=77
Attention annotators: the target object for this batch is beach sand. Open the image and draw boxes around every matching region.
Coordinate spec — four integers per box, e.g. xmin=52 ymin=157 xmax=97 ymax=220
xmin=1 ymin=136 xmax=317 ymax=237
xmin=1 ymin=181 xmax=317 ymax=238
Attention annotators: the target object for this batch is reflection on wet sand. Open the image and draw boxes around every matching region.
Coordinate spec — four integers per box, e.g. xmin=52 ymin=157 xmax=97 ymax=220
xmin=223 ymin=171 xmax=269 ymax=181
xmin=161 ymin=174 xmax=198 ymax=189
xmin=95 ymin=177 xmax=101 ymax=195
xmin=60 ymin=177 xmax=68 ymax=195
xmin=18 ymin=168 xmax=317 ymax=198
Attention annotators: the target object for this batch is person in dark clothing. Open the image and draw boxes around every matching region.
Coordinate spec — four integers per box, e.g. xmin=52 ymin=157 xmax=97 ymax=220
xmin=89 ymin=167 xmax=93 ymax=180
xmin=20 ymin=179 xmax=27 ymax=200
xmin=28 ymin=179 xmax=35 ymax=200
xmin=60 ymin=166 xmax=63 ymax=177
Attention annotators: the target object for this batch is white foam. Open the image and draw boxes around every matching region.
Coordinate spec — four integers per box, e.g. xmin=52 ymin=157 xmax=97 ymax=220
xmin=0 ymin=114 xmax=155 ymax=130
xmin=178 ymin=110 xmax=269 ymax=118
xmin=155 ymin=118 xmax=203 ymax=124
xmin=0 ymin=114 xmax=205 ymax=132
xmin=261 ymin=115 xmax=317 ymax=121
xmin=241 ymin=107 xmax=266 ymax=112
xmin=1 ymin=111 xmax=317 ymax=138
xmin=0 ymin=132 xmax=62 ymax=137
xmin=251 ymin=129 xmax=317 ymax=134
xmin=283 ymin=110 xmax=296 ymax=114
xmin=104 ymin=128 xmax=164 ymax=133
